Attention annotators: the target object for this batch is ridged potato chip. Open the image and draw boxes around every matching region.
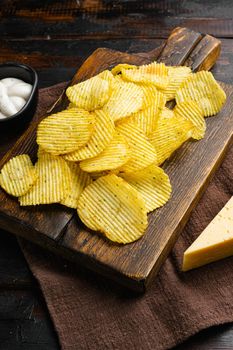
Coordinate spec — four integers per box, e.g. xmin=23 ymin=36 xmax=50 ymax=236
xmin=161 ymin=66 xmax=191 ymax=101
xmin=77 ymin=174 xmax=147 ymax=244
xmin=175 ymin=71 xmax=226 ymax=116
xmin=113 ymin=75 xmax=125 ymax=83
xmin=0 ymin=155 xmax=37 ymax=197
xmin=140 ymin=85 xmax=158 ymax=109
xmin=61 ymin=163 xmax=92 ymax=209
xmin=37 ymin=108 xmax=94 ymax=155
xmin=174 ymin=100 xmax=206 ymax=140
xmin=37 ymin=146 xmax=47 ymax=158
xmin=127 ymin=89 xmax=166 ymax=136
xmin=149 ymin=113 xmax=194 ymax=165
xmin=111 ymin=63 xmax=137 ymax=76
xmin=68 ymin=102 xmax=76 ymax=109
xmin=159 ymin=106 xmax=175 ymax=120
xmin=103 ymin=80 xmax=145 ymax=121
xmin=66 ymin=70 xmax=113 ymax=111
xmin=64 ymin=109 xmax=115 ymax=161
xmin=116 ymin=120 xmax=157 ymax=173
xmin=80 ymin=132 xmax=131 ymax=172
xmin=121 ymin=62 xmax=169 ymax=89
xmin=19 ymin=153 xmax=71 ymax=206
xmin=121 ymin=164 xmax=171 ymax=213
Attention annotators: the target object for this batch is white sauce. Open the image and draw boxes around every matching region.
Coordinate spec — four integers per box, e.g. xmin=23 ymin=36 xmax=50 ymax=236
xmin=0 ymin=78 xmax=32 ymax=119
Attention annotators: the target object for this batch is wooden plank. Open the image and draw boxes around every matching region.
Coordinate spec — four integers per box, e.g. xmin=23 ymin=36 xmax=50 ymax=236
xmin=157 ymin=27 xmax=202 ymax=65
xmin=0 ymin=28 xmax=229 ymax=292
xmin=1 ymin=17 xmax=233 ymax=40
xmin=1 ymin=38 xmax=233 ymax=88
xmin=1 ymin=0 xmax=233 ymax=19
xmin=185 ymin=34 xmax=221 ymax=71
xmin=0 ymin=230 xmax=32 ymax=288
xmin=176 ymin=324 xmax=233 ymax=349
xmin=4 ymin=0 xmax=233 ymax=42
xmin=1 ymin=3 xmax=233 ymax=41
xmin=0 ymin=290 xmax=59 ymax=349
xmin=0 ymin=39 xmax=137 ymax=68
xmin=71 ymin=28 xmax=213 ymax=82
xmin=0 ymin=38 xmax=163 ymax=89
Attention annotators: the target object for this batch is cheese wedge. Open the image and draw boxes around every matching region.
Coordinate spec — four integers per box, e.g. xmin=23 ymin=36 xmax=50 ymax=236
xmin=183 ymin=196 xmax=233 ymax=271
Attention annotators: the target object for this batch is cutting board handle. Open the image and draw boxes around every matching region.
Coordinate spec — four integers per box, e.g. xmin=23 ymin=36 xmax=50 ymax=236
xmin=147 ymin=27 xmax=221 ymax=71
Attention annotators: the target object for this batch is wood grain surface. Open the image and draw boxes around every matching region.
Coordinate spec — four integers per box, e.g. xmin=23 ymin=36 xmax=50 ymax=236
xmin=1 ymin=27 xmax=231 ymax=293
xmin=1 ymin=1 xmax=233 ymax=348
xmin=1 ymin=1 xmax=233 ymax=40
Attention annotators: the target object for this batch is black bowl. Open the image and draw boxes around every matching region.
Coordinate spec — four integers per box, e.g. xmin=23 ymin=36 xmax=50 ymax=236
xmin=0 ymin=62 xmax=38 ymax=130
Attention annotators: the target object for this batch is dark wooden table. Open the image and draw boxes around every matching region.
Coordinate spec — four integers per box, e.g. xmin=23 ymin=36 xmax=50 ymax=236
xmin=1 ymin=1 xmax=233 ymax=349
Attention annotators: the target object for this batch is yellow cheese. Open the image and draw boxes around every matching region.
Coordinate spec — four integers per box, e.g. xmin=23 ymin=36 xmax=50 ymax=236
xmin=183 ymin=196 xmax=233 ymax=271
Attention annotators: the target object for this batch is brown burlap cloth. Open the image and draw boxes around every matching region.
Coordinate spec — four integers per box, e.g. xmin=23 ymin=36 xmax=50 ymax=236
xmin=9 ymin=83 xmax=233 ymax=349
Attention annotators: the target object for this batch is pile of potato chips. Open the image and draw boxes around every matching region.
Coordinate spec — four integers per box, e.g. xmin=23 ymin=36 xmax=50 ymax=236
xmin=0 ymin=61 xmax=226 ymax=244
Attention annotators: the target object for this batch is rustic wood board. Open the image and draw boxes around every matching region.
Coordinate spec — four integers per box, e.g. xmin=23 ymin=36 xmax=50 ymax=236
xmin=0 ymin=27 xmax=232 ymax=292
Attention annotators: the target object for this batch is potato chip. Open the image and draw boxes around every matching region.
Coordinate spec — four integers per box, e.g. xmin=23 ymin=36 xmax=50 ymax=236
xmin=127 ymin=104 xmax=159 ymax=136
xmin=102 ymin=80 xmax=145 ymax=121
xmin=127 ymin=89 xmax=166 ymax=136
xmin=121 ymin=164 xmax=171 ymax=213
xmin=66 ymin=70 xmax=113 ymax=111
xmin=61 ymin=163 xmax=92 ymax=209
xmin=175 ymin=71 xmax=226 ymax=116
xmin=77 ymin=174 xmax=147 ymax=244
xmin=174 ymin=100 xmax=206 ymax=140
xmin=98 ymin=69 xmax=118 ymax=89
xmin=113 ymin=75 xmax=125 ymax=83
xmin=161 ymin=66 xmax=191 ymax=101
xmin=99 ymin=69 xmax=115 ymax=81
xmin=159 ymin=106 xmax=175 ymax=120
xmin=64 ymin=109 xmax=115 ymax=161
xmin=121 ymin=62 xmax=169 ymax=89
xmin=19 ymin=153 xmax=71 ymax=206
xmin=116 ymin=120 xmax=157 ymax=173
xmin=149 ymin=112 xmax=194 ymax=165
xmin=111 ymin=63 xmax=137 ymax=76
xmin=80 ymin=132 xmax=131 ymax=172
xmin=37 ymin=146 xmax=47 ymax=158
xmin=139 ymin=84 xmax=166 ymax=109
xmin=0 ymin=155 xmax=37 ymax=197
xmin=68 ymin=102 xmax=76 ymax=109
xmin=37 ymin=108 xmax=94 ymax=155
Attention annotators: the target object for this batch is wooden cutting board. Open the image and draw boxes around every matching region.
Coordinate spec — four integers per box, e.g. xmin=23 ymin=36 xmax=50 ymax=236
xmin=0 ymin=27 xmax=233 ymax=292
